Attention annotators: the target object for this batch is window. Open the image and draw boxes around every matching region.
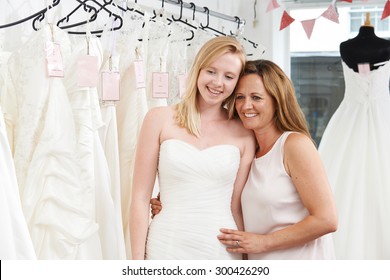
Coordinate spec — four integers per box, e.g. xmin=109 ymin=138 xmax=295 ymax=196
xmin=350 ymin=7 xmax=389 ymax=33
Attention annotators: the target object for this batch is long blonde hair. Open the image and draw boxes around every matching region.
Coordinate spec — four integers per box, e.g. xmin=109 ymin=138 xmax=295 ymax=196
xmin=243 ymin=60 xmax=313 ymax=141
xmin=175 ymin=36 xmax=246 ymax=137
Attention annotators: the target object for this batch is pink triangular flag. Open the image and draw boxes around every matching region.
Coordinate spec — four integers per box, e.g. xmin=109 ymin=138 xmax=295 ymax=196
xmin=301 ymin=19 xmax=316 ymax=39
xmin=321 ymin=4 xmax=339 ymax=24
xmin=266 ymin=0 xmax=280 ymax=13
xmin=280 ymin=11 xmax=295 ymax=30
xmin=381 ymin=1 xmax=390 ymax=20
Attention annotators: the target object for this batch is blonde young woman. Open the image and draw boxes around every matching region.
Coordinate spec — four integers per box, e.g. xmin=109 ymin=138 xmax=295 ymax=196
xmin=130 ymin=36 xmax=256 ymax=260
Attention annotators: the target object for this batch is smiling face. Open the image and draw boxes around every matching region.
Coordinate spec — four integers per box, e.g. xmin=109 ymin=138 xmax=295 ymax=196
xmin=234 ymin=73 xmax=277 ymax=132
xmin=196 ymin=52 xmax=242 ymax=108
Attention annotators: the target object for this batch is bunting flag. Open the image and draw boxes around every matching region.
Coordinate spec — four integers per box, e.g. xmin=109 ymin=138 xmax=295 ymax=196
xmin=268 ymin=0 xmax=387 ymax=39
xmin=266 ymin=0 xmax=280 ymax=13
xmin=381 ymin=0 xmax=390 ymax=20
xmin=321 ymin=4 xmax=339 ymax=23
xmin=280 ymin=11 xmax=295 ymax=30
xmin=301 ymin=19 xmax=316 ymax=39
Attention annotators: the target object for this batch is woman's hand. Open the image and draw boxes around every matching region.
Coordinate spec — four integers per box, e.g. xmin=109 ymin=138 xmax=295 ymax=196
xmin=217 ymin=228 xmax=265 ymax=254
xmin=150 ymin=194 xmax=162 ymax=218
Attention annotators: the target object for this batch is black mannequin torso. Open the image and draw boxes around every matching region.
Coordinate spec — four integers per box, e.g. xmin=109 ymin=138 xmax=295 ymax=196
xmin=340 ymin=25 xmax=390 ymax=72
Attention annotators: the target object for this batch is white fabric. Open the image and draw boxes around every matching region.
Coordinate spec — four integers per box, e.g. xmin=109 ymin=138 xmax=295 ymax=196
xmin=114 ymin=13 xmax=150 ymax=259
xmin=94 ymin=47 xmax=126 ymax=259
xmin=64 ymin=35 xmax=126 ymax=260
xmin=145 ymin=20 xmax=170 ymax=109
xmin=166 ymin=22 xmax=190 ymax=105
xmin=0 ymin=105 xmax=36 ymax=260
xmin=242 ymin=132 xmax=335 ymax=260
xmin=318 ymin=61 xmax=390 ymax=259
xmin=3 ymin=25 xmax=102 ymax=259
xmin=146 ymin=139 xmax=241 ymax=260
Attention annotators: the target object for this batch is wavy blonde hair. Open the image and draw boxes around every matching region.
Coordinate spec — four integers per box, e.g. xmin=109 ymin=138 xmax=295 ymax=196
xmin=175 ymin=36 xmax=246 ymax=137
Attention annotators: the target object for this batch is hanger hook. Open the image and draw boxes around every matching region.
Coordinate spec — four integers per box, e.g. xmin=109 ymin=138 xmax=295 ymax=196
xmin=172 ymin=0 xmax=183 ymax=21
xmin=234 ymin=16 xmax=245 ymax=36
xmin=189 ymin=2 xmax=196 ymax=21
xmin=200 ymin=6 xmax=209 ymax=29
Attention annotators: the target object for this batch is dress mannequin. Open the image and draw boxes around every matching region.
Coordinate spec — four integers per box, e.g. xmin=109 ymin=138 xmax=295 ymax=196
xmin=339 ymin=13 xmax=390 ymax=72
xmin=318 ymin=12 xmax=390 ymax=259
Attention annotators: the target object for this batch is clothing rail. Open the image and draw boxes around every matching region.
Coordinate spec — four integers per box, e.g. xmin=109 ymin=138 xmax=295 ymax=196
xmin=161 ymin=0 xmax=258 ymax=51
xmin=0 ymin=0 xmax=243 ymax=30
xmin=163 ymin=0 xmax=244 ymax=25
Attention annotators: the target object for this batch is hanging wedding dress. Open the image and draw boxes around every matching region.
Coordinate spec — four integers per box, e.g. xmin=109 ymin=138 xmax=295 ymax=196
xmin=166 ymin=21 xmax=191 ymax=105
xmin=318 ymin=60 xmax=390 ymax=259
xmin=0 ymin=56 xmax=36 ymax=259
xmin=2 ymin=25 xmax=102 ymax=259
xmin=145 ymin=18 xmax=171 ymax=109
xmin=112 ymin=11 xmax=150 ymax=259
xmin=64 ymin=34 xmax=126 ymax=259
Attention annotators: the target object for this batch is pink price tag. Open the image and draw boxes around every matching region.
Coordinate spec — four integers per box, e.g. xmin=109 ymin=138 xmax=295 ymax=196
xmin=101 ymin=71 xmax=120 ymax=101
xmin=77 ymin=55 xmax=99 ymax=87
xmin=178 ymin=73 xmax=188 ymax=97
xmin=134 ymin=60 xmax=146 ymax=89
xmin=152 ymin=72 xmax=169 ymax=98
xmin=45 ymin=41 xmax=64 ymax=77
xmin=358 ymin=63 xmax=370 ymax=76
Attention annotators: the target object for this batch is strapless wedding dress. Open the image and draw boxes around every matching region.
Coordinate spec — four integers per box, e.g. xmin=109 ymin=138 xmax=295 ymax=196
xmin=146 ymin=139 xmax=241 ymax=260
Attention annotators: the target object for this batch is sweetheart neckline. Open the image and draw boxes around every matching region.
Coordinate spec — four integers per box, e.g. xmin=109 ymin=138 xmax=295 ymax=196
xmin=161 ymin=139 xmax=240 ymax=153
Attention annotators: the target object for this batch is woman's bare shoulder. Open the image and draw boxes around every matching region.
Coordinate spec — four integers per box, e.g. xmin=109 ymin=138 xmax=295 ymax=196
xmin=229 ymin=118 xmax=253 ymax=137
xmin=145 ymin=105 xmax=175 ymax=121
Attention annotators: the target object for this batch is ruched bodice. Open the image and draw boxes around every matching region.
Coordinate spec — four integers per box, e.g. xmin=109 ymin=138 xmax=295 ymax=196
xmin=146 ymin=139 xmax=241 ymax=260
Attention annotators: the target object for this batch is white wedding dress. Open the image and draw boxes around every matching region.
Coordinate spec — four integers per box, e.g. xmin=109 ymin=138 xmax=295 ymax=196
xmin=3 ymin=25 xmax=102 ymax=259
xmin=145 ymin=20 xmax=170 ymax=109
xmin=146 ymin=139 xmax=241 ymax=260
xmin=64 ymin=34 xmax=126 ymax=259
xmin=318 ymin=60 xmax=390 ymax=259
xmin=113 ymin=12 xmax=149 ymax=259
xmin=0 ymin=105 xmax=36 ymax=259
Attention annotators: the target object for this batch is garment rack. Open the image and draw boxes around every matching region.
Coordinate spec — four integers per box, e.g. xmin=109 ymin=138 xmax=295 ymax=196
xmin=163 ymin=0 xmax=244 ymax=25
xmin=0 ymin=0 xmax=261 ymax=53
xmin=160 ymin=0 xmax=259 ymax=51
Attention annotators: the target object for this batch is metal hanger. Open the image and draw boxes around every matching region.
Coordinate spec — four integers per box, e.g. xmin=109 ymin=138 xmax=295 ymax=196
xmin=56 ymin=0 xmax=123 ymax=35
xmin=0 ymin=0 xmax=61 ymax=29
